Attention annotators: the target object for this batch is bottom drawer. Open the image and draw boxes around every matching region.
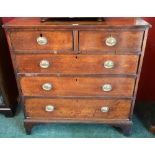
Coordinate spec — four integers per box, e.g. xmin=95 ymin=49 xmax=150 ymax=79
xmin=25 ymin=98 xmax=131 ymax=120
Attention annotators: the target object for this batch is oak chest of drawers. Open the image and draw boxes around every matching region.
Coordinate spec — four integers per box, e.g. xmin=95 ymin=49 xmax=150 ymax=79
xmin=3 ymin=17 xmax=151 ymax=135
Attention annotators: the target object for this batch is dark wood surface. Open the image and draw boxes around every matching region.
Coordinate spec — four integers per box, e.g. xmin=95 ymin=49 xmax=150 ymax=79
xmin=0 ymin=18 xmax=18 ymax=117
xmin=150 ymin=124 xmax=155 ymax=134
xmin=79 ymin=31 xmax=144 ymax=51
xmin=25 ymin=98 xmax=131 ymax=120
xmin=9 ymin=31 xmax=73 ymax=51
xmin=20 ymin=76 xmax=135 ymax=97
xmin=15 ymin=54 xmax=139 ymax=75
xmin=3 ymin=17 xmax=151 ymax=29
xmin=3 ymin=17 xmax=150 ymax=134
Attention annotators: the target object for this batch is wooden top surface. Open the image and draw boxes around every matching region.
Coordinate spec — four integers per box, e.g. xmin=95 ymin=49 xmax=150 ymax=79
xmin=3 ymin=17 xmax=151 ymax=29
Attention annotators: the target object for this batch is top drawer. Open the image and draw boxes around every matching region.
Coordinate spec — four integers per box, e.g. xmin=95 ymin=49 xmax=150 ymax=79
xmin=9 ymin=31 xmax=73 ymax=51
xmin=79 ymin=31 xmax=144 ymax=52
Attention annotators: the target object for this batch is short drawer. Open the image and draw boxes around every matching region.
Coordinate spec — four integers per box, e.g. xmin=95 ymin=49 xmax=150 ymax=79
xmin=9 ymin=31 xmax=73 ymax=51
xmin=16 ymin=54 xmax=139 ymax=75
xmin=20 ymin=76 xmax=135 ymax=97
xmin=25 ymin=98 xmax=131 ymax=120
xmin=79 ymin=31 xmax=144 ymax=52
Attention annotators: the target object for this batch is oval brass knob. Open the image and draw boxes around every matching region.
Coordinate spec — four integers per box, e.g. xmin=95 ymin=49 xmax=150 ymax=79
xmin=102 ymin=84 xmax=112 ymax=92
xmin=42 ymin=83 xmax=52 ymax=91
xmin=45 ymin=105 xmax=54 ymax=112
xmin=104 ymin=60 xmax=114 ymax=69
xmin=40 ymin=60 xmax=50 ymax=68
xmin=101 ymin=106 xmax=109 ymax=113
xmin=105 ymin=36 xmax=117 ymax=47
xmin=37 ymin=36 xmax=48 ymax=45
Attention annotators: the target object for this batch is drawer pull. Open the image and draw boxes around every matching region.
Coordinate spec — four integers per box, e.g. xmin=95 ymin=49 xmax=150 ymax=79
xmin=105 ymin=36 xmax=117 ymax=47
xmin=104 ymin=60 xmax=114 ymax=69
xmin=101 ymin=106 xmax=109 ymax=113
xmin=37 ymin=36 xmax=48 ymax=45
xmin=42 ymin=83 xmax=52 ymax=91
xmin=40 ymin=60 xmax=50 ymax=68
xmin=102 ymin=84 xmax=112 ymax=92
xmin=45 ymin=105 xmax=54 ymax=112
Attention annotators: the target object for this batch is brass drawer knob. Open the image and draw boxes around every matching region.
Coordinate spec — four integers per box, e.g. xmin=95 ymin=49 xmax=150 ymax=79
xmin=105 ymin=36 xmax=117 ymax=47
xmin=40 ymin=60 xmax=50 ymax=68
xmin=37 ymin=36 xmax=48 ymax=45
xmin=104 ymin=60 xmax=114 ymax=69
xmin=101 ymin=106 xmax=109 ymax=113
xmin=45 ymin=105 xmax=54 ymax=112
xmin=102 ymin=84 xmax=112 ymax=92
xmin=42 ymin=83 xmax=52 ymax=91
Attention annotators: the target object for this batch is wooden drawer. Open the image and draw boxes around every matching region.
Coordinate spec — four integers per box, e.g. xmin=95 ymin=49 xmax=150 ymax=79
xmin=79 ymin=31 xmax=144 ymax=52
xmin=25 ymin=98 xmax=131 ymax=120
xmin=9 ymin=31 xmax=73 ymax=51
xmin=16 ymin=54 xmax=139 ymax=75
xmin=20 ymin=76 xmax=135 ymax=97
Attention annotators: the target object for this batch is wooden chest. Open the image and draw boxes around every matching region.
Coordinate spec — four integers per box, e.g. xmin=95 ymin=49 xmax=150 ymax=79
xmin=3 ymin=17 xmax=151 ymax=135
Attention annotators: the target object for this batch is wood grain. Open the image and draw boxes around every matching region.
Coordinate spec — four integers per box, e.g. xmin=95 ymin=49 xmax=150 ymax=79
xmin=79 ymin=31 xmax=144 ymax=51
xmin=15 ymin=54 xmax=139 ymax=75
xmin=25 ymin=98 xmax=131 ymax=120
xmin=3 ymin=17 xmax=151 ymax=29
xmin=20 ymin=76 xmax=135 ymax=97
xmin=10 ymin=31 xmax=73 ymax=51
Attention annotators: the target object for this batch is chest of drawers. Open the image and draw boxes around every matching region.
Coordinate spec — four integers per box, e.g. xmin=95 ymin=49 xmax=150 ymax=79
xmin=3 ymin=17 xmax=151 ymax=135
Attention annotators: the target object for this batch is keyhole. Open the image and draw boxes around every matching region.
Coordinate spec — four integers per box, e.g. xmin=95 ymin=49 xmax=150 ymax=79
xmin=75 ymin=78 xmax=78 ymax=82
xmin=40 ymin=33 xmax=43 ymax=37
xmin=75 ymin=56 xmax=78 ymax=59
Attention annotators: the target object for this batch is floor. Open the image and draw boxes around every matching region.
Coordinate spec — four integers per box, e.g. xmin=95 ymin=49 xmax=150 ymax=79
xmin=0 ymin=102 xmax=155 ymax=138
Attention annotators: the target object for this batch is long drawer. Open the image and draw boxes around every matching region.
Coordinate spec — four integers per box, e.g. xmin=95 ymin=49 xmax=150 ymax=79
xmin=25 ymin=98 xmax=131 ymax=120
xmin=20 ymin=76 xmax=135 ymax=97
xmin=79 ymin=31 xmax=144 ymax=51
xmin=9 ymin=31 xmax=73 ymax=51
xmin=16 ymin=54 xmax=139 ymax=75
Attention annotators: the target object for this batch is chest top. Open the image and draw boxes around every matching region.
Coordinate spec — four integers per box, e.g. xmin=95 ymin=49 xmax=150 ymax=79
xmin=3 ymin=17 xmax=151 ymax=30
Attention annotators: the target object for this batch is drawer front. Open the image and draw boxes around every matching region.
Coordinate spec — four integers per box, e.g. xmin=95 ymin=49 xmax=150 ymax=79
xmin=16 ymin=54 xmax=139 ymax=75
xmin=20 ymin=76 xmax=135 ymax=97
xmin=10 ymin=31 xmax=73 ymax=51
xmin=25 ymin=98 xmax=131 ymax=120
xmin=79 ymin=31 xmax=144 ymax=51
